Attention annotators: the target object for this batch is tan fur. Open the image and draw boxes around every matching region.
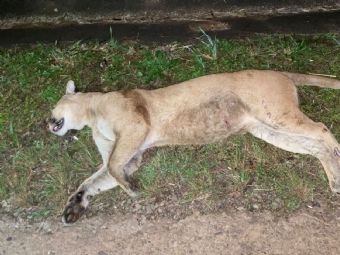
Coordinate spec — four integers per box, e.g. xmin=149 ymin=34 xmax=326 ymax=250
xmin=48 ymin=70 xmax=340 ymax=223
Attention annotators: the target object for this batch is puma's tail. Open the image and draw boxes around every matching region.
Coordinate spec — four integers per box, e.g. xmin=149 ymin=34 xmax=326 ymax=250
xmin=280 ymin=72 xmax=340 ymax=89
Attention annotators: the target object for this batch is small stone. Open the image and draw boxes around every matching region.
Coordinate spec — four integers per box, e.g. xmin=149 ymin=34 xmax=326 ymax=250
xmin=275 ymin=198 xmax=282 ymax=203
xmin=6 ymin=237 xmax=12 ymax=241
xmin=253 ymin=204 xmax=260 ymax=209
xmin=146 ymin=206 xmax=152 ymax=214
xmin=237 ymin=206 xmax=245 ymax=211
xmin=271 ymin=202 xmax=279 ymax=209
xmin=134 ymin=203 xmax=142 ymax=210
xmin=100 ymin=225 xmax=108 ymax=229
xmin=192 ymin=209 xmax=200 ymax=216
xmin=169 ymin=208 xmax=176 ymax=215
xmin=253 ymin=194 xmax=262 ymax=200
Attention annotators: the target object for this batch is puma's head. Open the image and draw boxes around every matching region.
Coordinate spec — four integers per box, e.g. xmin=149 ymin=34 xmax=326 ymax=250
xmin=47 ymin=80 xmax=87 ymax=136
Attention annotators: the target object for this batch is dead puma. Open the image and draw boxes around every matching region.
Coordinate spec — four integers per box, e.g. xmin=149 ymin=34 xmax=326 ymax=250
xmin=47 ymin=70 xmax=340 ymax=224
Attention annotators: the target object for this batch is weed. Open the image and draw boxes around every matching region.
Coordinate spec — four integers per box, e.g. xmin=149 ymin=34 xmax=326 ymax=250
xmin=182 ymin=28 xmax=218 ymax=77
xmin=183 ymin=45 xmax=206 ymax=78
xmin=108 ymin=27 xmax=120 ymax=49
xmin=197 ymin=28 xmax=218 ymax=60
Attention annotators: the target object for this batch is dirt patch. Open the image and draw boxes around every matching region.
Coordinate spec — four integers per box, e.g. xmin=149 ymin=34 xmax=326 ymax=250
xmin=1 ymin=208 xmax=340 ymax=254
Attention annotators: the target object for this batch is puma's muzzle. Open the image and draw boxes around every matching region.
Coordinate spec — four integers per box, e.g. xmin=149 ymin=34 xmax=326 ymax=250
xmin=47 ymin=117 xmax=65 ymax=133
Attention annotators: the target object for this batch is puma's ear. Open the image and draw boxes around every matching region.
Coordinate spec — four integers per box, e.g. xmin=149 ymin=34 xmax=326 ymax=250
xmin=66 ymin=80 xmax=76 ymax=95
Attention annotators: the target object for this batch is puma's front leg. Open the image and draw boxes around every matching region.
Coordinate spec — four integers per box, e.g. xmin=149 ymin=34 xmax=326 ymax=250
xmin=63 ymin=126 xmax=116 ymax=223
xmin=63 ymin=124 xmax=148 ymax=223
xmin=64 ymin=151 xmax=144 ymax=223
xmin=63 ymin=165 xmax=118 ymax=223
xmin=107 ymin=129 xmax=149 ymax=197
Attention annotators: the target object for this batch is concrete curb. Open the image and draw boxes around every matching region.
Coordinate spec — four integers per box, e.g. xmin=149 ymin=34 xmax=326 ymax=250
xmin=1 ymin=1 xmax=340 ymax=29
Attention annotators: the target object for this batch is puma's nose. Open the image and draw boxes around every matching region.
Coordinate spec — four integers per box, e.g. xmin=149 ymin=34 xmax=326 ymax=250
xmin=49 ymin=118 xmax=56 ymax=124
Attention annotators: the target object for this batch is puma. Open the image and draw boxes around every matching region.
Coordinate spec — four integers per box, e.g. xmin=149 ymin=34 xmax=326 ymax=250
xmin=47 ymin=70 xmax=340 ymax=224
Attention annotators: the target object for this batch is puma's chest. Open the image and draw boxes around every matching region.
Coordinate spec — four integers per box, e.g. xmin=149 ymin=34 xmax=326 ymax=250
xmin=96 ymin=119 xmax=116 ymax=141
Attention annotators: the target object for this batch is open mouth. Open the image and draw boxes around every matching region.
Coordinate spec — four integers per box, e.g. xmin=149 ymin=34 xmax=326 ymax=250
xmin=52 ymin=118 xmax=64 ymax=132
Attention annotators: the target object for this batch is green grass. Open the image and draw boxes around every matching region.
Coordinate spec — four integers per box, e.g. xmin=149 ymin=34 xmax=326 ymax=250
xmin=135 ymin=50 xmax=179 ymax=84
xmin=0 ymin=33 xmax=340 ymax=220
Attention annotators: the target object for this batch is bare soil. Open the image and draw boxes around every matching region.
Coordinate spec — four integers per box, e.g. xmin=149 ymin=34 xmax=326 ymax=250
xmin=1 ymin=204 xmax=340 ymax=254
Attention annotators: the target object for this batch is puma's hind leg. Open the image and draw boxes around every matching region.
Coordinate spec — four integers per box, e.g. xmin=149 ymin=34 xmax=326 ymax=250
xmin=248 ymin=111 xmax=340 ymax=193
xmin=124 ymin=152 xmax=143 ymax=176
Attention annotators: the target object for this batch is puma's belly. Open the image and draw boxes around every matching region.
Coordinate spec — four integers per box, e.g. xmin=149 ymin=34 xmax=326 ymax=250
xmin=156 ymin=94 xmax=247 ymax=145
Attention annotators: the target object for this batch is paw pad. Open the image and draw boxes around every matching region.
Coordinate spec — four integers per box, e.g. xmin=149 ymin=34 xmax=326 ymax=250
xmin=63 ymin=191 xmax=86 ymax=223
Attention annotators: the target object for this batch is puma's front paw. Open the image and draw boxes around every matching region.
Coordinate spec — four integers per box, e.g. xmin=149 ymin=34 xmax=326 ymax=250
xmin=62 ymin=191 xmax=88 ymax=224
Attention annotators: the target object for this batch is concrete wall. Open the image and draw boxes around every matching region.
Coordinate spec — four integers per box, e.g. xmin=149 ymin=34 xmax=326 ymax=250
xmin=1 ymin=0 xmax=339 ymax=16
xmin=1 ymin=0 xmax=340 ymax=46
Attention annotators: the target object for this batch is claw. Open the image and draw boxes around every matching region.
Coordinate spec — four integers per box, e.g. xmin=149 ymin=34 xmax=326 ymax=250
xmin=67 ymin=214 xmax=73 ymax=223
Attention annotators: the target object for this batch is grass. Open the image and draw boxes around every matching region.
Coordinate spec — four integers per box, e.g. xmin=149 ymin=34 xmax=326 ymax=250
xmin=135 ymin=50 xmax=179 ymax=84
xmin=0 ymin=32 xmax=340 ymax=220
